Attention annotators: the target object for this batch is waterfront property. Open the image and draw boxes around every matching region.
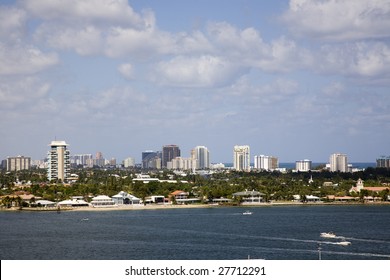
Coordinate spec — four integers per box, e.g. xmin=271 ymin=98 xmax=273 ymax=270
xmin=90 ymin=195 xmax=117 ymax=207
xmin=233 ymin=190 xmax=264 ymax=204
xmin=112 ymin=191 xmax=141 ymax=205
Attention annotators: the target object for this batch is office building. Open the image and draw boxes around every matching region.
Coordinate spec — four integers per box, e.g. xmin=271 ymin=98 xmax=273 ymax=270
xmin=6 ymin=156 xmax=31 ymax=171
xmin=47 ymin=140 xmax=70 ymax=181
xmin=233 ymin=145 xmax=250 ymax=172
xmin=162 ymin=145 xmax=180 ymax=168
xmin=254 ymin=155 xmax=279 ymax=171
xmin=329 ymin=153 xmax=348 ymax=172
xmin=295 ymin=159 xmax=312 ymax=172
xmin=192 ymin=146 xmax=210 ymax=169
xmin=142 ymin=151 xmax=161 ymax=169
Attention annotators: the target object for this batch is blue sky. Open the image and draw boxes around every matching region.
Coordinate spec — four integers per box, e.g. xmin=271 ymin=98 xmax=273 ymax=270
xmin=1 ymin=0 xmax=390 ymax=163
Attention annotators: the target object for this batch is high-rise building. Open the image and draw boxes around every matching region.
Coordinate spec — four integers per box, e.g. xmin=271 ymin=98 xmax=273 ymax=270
xmin=329 ymin=153 xmax=348 ymax=172
xmin=6 ymin=156 xmax=31 ymax=172
xmin=162 ymin=145 xmax=180 ymax=168
xmin=254 ymin=155 xmax=279 ymax=171
xmin=123 ymin=157 xmax=135 ymax=168
xmin=295 ymin=159 xmax=312 ymax=172
xmin=47 ymin=140 xmax=70 ymax=181
xmin=233 ymin=145 xmax=250 ymax=172
xmin=71 ymin=154 xmax=93 ymax=167
xmin=192 ymin=146 xmax=210 ymax=169
xmin=142 ymin=151 xmax=162 ymax=169
xmin=377 ymin=156 xmax=390 ymax=168
xmin=168 ymin=157 xmax=197 ymax=170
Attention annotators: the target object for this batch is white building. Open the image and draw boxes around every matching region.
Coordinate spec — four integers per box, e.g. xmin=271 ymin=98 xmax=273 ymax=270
xmin=254 ymin=155 xmax=279 ymax=171
xmin=168 ymin=157 xmax=197 ymax=170
xmin=123 ymin=157 xmax=135 ymax=168
xmin=90 ymin=195 xmax=117 ymax=207
xmin=233 ymin=145 xmax=250 ymax=172
xmin=47 ymin=140 xmax=70 ymax=182
xmin=329 ymin=153 xmax=348 ymax=172
xmin=295 ymin=159 xmax=312 ymax=172
xmin=112 ymin=191 xmax=141 ymax=204
xmin=191 ymin=146 xmax=210 ymax=169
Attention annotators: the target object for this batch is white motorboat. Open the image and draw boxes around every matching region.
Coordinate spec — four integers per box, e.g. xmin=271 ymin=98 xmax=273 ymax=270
xmin=335 ymin=241 xmax=351 ymax=246
xmin=320 ymin=232 xmax=337 ymax=238
xmin=243 ymin=210 xmax=253 ymax=215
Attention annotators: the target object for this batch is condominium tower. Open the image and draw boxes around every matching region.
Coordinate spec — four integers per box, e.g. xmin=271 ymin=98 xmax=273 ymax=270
xmin=329 ymin=153 xmax=348 ymax=172
xmin=254 ymin=155 xmax=279 ymax=171
xmin=192 ymin=146 xmax=210 ymax=169
xmin=47 ymin=140 xmax=70 ymax=181
xmin=6 ymin=156 xmax=31 ymax=172
xmin=295 ymin=159 xmax=312 ymax=172
xmin=233 ymin=145 xmax=250 ymax=172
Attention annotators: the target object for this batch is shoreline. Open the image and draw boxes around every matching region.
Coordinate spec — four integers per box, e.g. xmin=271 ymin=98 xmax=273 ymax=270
xmin=2 ymin=201 xmax=390 ymax=212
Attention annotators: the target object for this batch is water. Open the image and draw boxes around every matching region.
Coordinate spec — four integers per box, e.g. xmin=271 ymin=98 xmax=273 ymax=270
xmin=1 ymin=205 xmax=389 ymax=260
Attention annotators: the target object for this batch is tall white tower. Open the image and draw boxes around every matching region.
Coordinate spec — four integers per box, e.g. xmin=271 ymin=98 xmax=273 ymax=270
xmin=233 ymin=145 xmax=250 ymax=172
xmin=47 ymin=140 xmax=70 ymax=182
xmin=192 ymin=146 xmax=210 ymax=169
xmin=329 ymin=153 xmax=348 ymax=172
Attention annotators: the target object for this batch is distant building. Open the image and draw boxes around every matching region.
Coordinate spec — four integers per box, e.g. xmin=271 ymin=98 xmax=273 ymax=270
xmin=162 ymin=145 xmax=180 ymax=168
xmin=295 ymin=159 xmax=312 ymax=172
xmin=6 ymin=156 xmax=31 ymax=172
xmin=123 ymin=157 xmax=135 ymax=168
xmin=377 ymin=156 xmax=390 ymax=168
xmin=142 ymin=151 xmax=161 ymax=169
xmin=94 ymin=151 xmax=105 ymax=167
xmin=254 ymin=155 xmax=278 ymax=171
xmin=233 ymin=145 xmax=250 ymax=172
xmin=168 ymin=157 xmax=197 ymax=170
xmin=329 ymin=153 xmax=348 ymax=172
xmin=191 ymin=146 xmax=210 ymax=169
xmin=71 ymin=154 xmax=93 ymax=168
xmin=47 ymin=140 xmax=70 ymax=182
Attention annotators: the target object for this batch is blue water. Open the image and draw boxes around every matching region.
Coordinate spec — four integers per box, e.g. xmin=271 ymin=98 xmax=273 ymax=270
xmin=1 ymin=205 xmax=389 ymax=260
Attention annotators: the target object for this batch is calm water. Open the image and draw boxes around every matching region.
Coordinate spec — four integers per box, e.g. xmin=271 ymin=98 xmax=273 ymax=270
xmin=1 ymin=205 xmax=389 ymax=260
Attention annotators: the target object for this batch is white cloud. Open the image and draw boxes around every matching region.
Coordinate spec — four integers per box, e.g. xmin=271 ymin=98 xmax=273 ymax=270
xmin=154 ymin=55 xmax=248 ymax=88
xmin=317 ymin=42 xmax=390 ymax=81
xmin=0 ymin=76 xmax=51 ymax=109
xmin=283 ymin=0 xmax=390 ymax=41
xmin=118 ymin=63 xmax=134 ymax=80
xmin=0 ymin=6 xmax=27 ymax=42
xmin=22 ymin=0 xmax=144 ymax=27
xmin=0 ymin=43 xmax=59 ymax=75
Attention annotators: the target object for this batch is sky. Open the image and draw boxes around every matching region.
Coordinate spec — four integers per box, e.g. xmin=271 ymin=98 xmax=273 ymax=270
xmin=1 ymin=0 xmax=390 ymax=163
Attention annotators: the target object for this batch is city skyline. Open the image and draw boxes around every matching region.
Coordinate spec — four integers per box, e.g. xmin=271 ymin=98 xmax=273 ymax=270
xmin=1 ymin=0 xmax=389 ymax=163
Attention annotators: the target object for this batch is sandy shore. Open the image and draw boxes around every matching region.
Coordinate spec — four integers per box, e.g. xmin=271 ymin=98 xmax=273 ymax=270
xmin=3 ymin=201 xmax=388 ymax=212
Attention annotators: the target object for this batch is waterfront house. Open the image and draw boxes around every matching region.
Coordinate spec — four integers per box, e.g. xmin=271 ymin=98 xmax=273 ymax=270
xmin=112 ymin=191 xmax=141 ymax=205
xmin=90 ymin=195 xmax=117 ymax=207
xmin=233 ymin=190 xmax=264 ymax=204
xmin=58 ymin=198 xmax=89 ymax=207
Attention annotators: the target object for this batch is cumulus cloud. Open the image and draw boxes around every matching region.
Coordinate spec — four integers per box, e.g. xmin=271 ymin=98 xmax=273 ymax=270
xmin=0 ymin=43 xmax=59 ymax=75
xmin=283 ymin=0 xmax=390 ymax=41
xmin=0 ymin=6 xmax=27 ymax=42
xmin=22 ymin=0 xmax=144 ymax=27
xmin=0 ymin=76 xmax=51 ymax=109
xmin=317 ymin=42 xmax=390 ymax=80
xmin=154 ymin=55 xmax=248 ymax=88
xmin=118 ymin=63 xmax=134 ymax=80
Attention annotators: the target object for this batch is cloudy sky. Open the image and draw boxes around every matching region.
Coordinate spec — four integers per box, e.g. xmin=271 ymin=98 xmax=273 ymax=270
xmin=1 ymin=0 xmax=389 ymax=163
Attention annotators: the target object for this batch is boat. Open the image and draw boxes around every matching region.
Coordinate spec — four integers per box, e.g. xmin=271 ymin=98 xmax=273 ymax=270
xmin=320 ymin=232 xmax=337 ymax=238
xmin=243 ymin=210 xmax=253 ymax=215
xmin=335 ymin=241 xmax=351 ymax=246
xmin=81 ymin=218 xmax=89 ymax=221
